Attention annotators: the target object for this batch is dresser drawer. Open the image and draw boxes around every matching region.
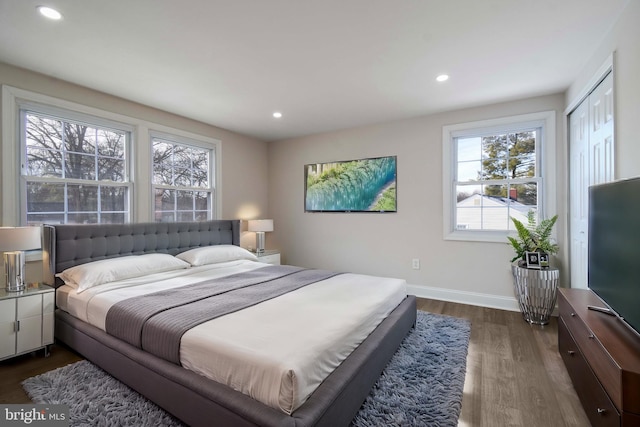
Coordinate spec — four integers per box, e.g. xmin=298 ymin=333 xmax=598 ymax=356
xmin=560 ymin=304 xmax=622 ymax=408
xmin=559 ymin=319 xmax=620 ymax=427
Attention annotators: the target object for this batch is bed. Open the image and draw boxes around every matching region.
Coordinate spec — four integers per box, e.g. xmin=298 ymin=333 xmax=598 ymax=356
xmin=42 ymin=220 xmax=416 ymax=427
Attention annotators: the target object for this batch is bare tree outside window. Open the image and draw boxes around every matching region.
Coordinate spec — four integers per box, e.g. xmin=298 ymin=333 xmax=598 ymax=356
xmin=23 ymin=112 xmax=129 ymax=224
xmin=152 ymin=137 xmax=212 ymax=222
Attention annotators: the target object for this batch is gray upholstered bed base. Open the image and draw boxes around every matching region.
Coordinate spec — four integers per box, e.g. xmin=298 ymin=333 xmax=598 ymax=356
xmin=45 ymin=220 xmax=417 ymax=427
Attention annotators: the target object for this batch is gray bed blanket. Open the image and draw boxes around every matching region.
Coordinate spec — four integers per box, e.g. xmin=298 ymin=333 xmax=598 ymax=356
xmin=105 ymin=265 xmax=340 ymax=364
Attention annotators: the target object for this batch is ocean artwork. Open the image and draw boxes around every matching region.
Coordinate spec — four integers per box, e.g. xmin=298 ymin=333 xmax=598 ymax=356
xmin=304 ymin=156 xmax=397 ymax=212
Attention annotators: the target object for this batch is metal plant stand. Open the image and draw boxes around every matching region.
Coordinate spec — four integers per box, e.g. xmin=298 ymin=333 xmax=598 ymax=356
xmin=511 ymin=265 xmax=559 ymax=325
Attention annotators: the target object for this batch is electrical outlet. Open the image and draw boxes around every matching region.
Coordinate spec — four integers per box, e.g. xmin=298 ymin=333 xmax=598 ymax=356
xmin=412 ymin=258 xmax=420 ymax=270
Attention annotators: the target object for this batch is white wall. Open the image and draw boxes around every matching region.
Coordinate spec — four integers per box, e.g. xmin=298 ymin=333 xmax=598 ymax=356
xmin=566 ymin=0 xmax=640 ymax=181
xmin=268 ymin=94 xmax=566 ymax=311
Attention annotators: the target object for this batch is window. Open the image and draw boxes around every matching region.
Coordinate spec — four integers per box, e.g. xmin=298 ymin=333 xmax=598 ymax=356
xmin=152 ymin=134 xmax=214 ymax=222
xmin=442 ymin=111 xmax=556 ymax=242
xmin=3 ymin=86 xmax=222 ymax=225
xmin=21 ymin=109 xmax=131 ymax=224
xmin=455 ymin=129 xmax=539 ymax=230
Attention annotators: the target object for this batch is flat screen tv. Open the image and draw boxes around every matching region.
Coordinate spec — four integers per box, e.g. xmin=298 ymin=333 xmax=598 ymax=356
xmin=588 ymin=177 xmax=640 ymax=337
xmin=304 ymin=156 xmax=397 ymax=212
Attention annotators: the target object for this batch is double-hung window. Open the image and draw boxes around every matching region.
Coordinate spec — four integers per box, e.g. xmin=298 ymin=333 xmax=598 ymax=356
xmin=152 ymin=133 xmax=214 ymax=222
xmin=21 ymin=108 xmax=131 ymax=224
xmin=443 ymin=111 xmax=556 ymax=242
xmin=4 ymin=86 xmax=222 ymax=225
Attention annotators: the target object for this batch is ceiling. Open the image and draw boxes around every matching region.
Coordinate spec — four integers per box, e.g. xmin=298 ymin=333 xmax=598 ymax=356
xmin=0 ymin=0 xmax=629 ymax=142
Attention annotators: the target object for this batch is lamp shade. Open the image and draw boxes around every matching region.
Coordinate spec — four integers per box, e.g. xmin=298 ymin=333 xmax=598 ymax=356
xmin=248 ymin=219 xmax=274 ymax=233
xmin=0 ymin=226 xmax=42 ymax=252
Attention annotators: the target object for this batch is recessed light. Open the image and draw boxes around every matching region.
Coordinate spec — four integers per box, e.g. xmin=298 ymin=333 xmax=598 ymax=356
xmin=37 ymin=6 xmax=63 ymax=20
xmin=436 ymin=74 xmax=449 ymax=82
xmin=272 ymin=112 xmax=283 ymax=119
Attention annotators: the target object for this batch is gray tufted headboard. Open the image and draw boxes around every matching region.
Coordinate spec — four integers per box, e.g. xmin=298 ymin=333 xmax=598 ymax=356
xmin=43 ymin=220 xmax=240 ymax=287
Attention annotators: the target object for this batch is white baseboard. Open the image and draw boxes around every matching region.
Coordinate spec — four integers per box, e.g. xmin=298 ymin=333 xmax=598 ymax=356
xmin=407 ymin=283 xmax=521 ymax=312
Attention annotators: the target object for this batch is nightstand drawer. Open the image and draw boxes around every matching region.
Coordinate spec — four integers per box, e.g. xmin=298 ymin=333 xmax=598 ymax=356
xmin=18 ymin=294 xmax=43 ymax=318
xmin=0 ymin=314 xmax=16 ymax=359
xmin=0 ymin=299 xmax=15 ymax=323
xmin=257 ymin=253 xmax=280 ymax=265
xmin=0 ymin=283 xmax=55 ymax=361
xmin=43 ymin=292 xmax=55 ymax=314
xmin=17 ymin=315 xmax=43 ymax=354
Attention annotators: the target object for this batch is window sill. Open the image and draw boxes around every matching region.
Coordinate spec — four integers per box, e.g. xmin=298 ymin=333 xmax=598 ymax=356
xmin=444 ymin=230 xmax=510 ymax=244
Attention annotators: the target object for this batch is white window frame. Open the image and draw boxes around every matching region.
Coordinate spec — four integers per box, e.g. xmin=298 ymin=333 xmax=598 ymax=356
xmin=150 ymin=131 xmax=216 ymax=222
xmin=442 ymin=111 xmax=556 ymax=243
xmin=19 ymin=104 xmax=134 ymax=225
xmin=2 ymin=85 xmax=222 ymax=225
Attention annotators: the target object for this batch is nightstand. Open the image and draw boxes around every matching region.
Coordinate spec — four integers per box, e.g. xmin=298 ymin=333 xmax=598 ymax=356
xmin=0 ymin=283 xmax=54 ymax=361
xmin=255 ymin=250 xmax=281 ymax=265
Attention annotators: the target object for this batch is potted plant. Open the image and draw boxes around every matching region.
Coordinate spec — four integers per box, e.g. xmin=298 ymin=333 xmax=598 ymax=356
xmin=508 ymin=211 xmax=559 ymax=266
xmin=508 ymin=211 xmax=560 ymax=325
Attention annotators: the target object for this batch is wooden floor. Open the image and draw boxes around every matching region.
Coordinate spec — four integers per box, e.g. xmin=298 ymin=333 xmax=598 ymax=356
xmin=416 ymin=299 xmax=590 ymax=427
xmin=0 ymin=298 xmax=590 ymax=426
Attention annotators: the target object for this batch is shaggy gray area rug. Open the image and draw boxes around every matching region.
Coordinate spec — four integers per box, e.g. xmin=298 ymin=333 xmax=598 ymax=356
xmin=351 ymin=310 xmax=470 ymax=427
xmin=22 ymin=310 xmax=470 ymax=427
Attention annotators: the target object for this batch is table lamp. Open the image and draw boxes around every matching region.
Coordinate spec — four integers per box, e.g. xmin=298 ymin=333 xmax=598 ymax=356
xmin=0 ymin=226 xmax=42 ymax=292
xmin=247 ymin=219 xmax=273 ymax=253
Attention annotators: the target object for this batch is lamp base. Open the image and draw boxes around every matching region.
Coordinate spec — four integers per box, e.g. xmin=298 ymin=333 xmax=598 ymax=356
xmin=255 ymin=232 xmax=266 ymax=254
xmin=4 ymin=251 xmax=26 ymax=292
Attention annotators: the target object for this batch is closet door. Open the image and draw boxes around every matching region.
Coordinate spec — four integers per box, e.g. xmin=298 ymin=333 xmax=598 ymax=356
xmin=588 ymin=72 xmax=615 ymax=186
xmin=569 ymin=71 xmax=614 ymax=289
xmin=569 ymin=100 xmax=589 ymax=290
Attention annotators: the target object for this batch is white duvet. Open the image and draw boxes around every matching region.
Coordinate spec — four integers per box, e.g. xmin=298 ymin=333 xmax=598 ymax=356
xmin=56 ymin=260 xmax=407 ymax=414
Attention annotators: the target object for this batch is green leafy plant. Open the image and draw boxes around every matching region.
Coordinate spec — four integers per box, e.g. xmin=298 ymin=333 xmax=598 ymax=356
xmin=507 ymin=211 xmax=559 ymax=264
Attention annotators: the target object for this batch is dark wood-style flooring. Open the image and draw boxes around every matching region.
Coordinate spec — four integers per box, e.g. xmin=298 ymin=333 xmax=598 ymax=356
xmin=1 ymin=298 xmax=590 ymax=426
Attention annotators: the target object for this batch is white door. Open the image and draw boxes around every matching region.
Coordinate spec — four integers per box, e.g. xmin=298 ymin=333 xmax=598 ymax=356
xmin=588 ymin=73 xmax=615 ymax=186
xmin=569 ymin=71 xmax=614 ymax=289
xmin=569 ymin=100 xmax=589 ymax=289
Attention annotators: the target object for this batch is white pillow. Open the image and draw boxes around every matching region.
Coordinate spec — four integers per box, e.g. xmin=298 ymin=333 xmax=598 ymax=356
xmin=56 ymin=253 xmax=190 ymax=293
xmin=176 ymin=245 xmax=258 ymax=266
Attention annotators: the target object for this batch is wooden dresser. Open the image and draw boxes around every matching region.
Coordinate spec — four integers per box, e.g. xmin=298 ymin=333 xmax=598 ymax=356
xmin=558 ymin=288 xmax=640 ymax=427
